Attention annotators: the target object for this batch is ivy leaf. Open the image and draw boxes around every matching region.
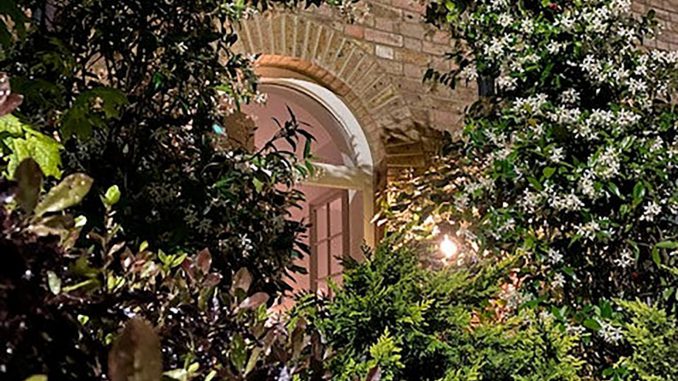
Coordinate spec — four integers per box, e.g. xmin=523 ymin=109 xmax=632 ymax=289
xmin=34 ymin=173 xmax=93 ymax=216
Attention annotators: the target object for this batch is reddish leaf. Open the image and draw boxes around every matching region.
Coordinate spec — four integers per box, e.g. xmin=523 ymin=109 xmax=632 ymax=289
xmin=366 ymin=367 xmax=381 ymax=381
xmin=238 ymin=292 xmax=269 ymax=310
xmin=196 ymin=248 xmax=212 ymax=274
xmin=231 ymin=267 xmax=253 ymax=293
xmin=108 ymin=318 xmax=162 ymax=381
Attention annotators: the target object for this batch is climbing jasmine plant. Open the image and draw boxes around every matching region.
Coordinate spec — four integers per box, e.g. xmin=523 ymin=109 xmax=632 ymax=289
xmin=385 ymin=0 xmax=678 ymax=376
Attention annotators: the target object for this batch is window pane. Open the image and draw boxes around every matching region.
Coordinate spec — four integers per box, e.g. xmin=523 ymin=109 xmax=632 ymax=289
xmin=330 ymin=236 xmax=344 ymax=275
xmin=315 ymin=205 xmax=328 ymax=240
xmin=317 ymin=241 xmax=329 ymax=278
xmin=329 ymin=197 xmax=343 ymax=236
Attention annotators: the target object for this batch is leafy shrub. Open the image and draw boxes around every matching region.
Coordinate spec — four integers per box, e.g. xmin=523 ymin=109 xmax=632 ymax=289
xmin=0 ymin=0 xmax=335 ymax=296
xmin=378 ymin=0 xmax=678 ymax=375
xmin=1 ymin=158 xmax=333 ymax=380
xmin=607 ymin=300 xmax=678 ymax=381
xmin=302 ymin=240 xmax=584 ymax=381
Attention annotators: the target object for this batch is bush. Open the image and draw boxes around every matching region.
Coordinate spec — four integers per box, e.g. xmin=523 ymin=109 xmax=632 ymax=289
xmin=0 ymin=0 xmax=334 ymax=296
xmin=302 ymin=240 xmax=584 ymax=381
xmin=0 ymin=158 xmax=333 ymax=380
xmin=607 ymin=300 xmax=678 ymax=381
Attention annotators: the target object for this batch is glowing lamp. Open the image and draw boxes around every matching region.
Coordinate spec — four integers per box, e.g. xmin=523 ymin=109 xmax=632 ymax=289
xmin=440 ymin=234 xmax=459 ymax=259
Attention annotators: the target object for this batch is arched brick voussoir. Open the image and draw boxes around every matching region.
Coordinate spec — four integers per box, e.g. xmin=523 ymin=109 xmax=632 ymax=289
xmin=233 ymin=12 xmax=426 ymax=168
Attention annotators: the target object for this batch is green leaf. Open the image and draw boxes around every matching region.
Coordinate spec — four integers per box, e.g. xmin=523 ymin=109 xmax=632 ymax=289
xmin=23 ymin=376 xmax=47 ymax=381
xmin=103 ymin=185 xmax=121 ymax=207
xmin=542 ymin=166 xmax=556 ymax=179
xmin=34 ymin=173 xmax=93 ymax=216
xmin=583 ymin=318 xmax=602 ymax=331
xmin=230 ymin=333 xmax=247 ymax=371
xmin=0 ymin=115 xmax=62 ymax=178
xmin=655 ymin=241 xmax=678 ymax=249
xmin=632 ymin=181 xmax=646 ymax=201
xmin=607 ymin=183 xmax=623 ymax=199
xmin=47 ymin=271 xmax=61 ymax=295
xmin=252 ymin=177 xmax=264 ymax=193
xmin=14 ymin=158 xmax=43 ymax=213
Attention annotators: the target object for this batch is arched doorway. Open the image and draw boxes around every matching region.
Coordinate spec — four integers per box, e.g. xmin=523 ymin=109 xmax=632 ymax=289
xmin=243 ymin=77 xmax=375 ymax=302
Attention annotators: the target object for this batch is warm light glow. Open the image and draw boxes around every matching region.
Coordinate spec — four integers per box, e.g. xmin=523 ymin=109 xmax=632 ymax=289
xmin=440 ymin=234 xmax=459 ymax=259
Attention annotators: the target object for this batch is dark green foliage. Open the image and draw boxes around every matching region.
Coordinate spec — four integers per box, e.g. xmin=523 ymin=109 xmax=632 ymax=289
xmin=0 ymin=159 xmax=333 ymax=380
xmin=303 ymin=240 xmax=583 ymax=381
xmin=1 ymin=0 xmax=321 ymax=295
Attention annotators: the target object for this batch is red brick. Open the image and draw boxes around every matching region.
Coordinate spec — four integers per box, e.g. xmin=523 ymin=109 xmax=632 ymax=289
xmin=365 ymin=28 xmax=404 ymax=47
xmin=344 ymin=24 xmax=364 ymax=39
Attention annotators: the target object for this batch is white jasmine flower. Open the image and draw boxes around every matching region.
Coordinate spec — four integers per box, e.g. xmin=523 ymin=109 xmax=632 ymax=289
xmin=579 ymin=170 xmax=598 ymax=199
xmin=560 ymin=88 xmax=580 ymax=104
xmin=497 ymin=13 xmax=514 ymax=28
xmin=460 ymin=66 xmax=479 ymax=81
xmin=574 ymin=220 xmax=601 ymax=241
xmin=497 ymin=75 xmax=518 ymax=91
xmin=549 ymin=147 xmax=565 ymax=162
xmin=627 ymin=78 xmax=647 ymax=95
xmin=556 ymin=14 xmax=575 ymax=30
xmin=552 ymin=273 xmax=565 ymax=288
xmin=640 ymin=201 xmax=661 ymax=222
xmin=599 ymin=321 xmax=623 ymax=344
xmin=546 ymin=248 xmax=563 ymax=264
xmin=520 ymin=18 xmax=534 ymax=34
xmin=592 ymin=146 xmax=621 ymax=179
xmin=613 ymin=249 xmax=635 ymax=268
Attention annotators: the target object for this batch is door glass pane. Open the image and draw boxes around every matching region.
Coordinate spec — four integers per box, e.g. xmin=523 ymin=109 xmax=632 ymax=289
xmin=330 ymin=236 xmax=343 ymax=275
xmin=317 ymin=241 xmax=329 ymax=278
xmin=315 ymin=205 xmax=328 ymax=240
xmin=329 ymin=198 xmax=343 ymax=236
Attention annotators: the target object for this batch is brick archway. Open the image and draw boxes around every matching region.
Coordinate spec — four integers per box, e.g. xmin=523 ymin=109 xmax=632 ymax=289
xmin=233 ymin=12 xmax=427 ymax=168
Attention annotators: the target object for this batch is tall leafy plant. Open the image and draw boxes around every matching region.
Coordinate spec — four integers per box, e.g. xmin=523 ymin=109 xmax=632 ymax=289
xmin=384 ymin=0 xmax=678 ymax=376
xmin=0 ymin=0 xmax=337 ymax=295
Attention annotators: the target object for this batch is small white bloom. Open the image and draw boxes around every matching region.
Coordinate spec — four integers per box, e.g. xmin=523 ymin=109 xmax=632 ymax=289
xmin=613 ymin=249 xmax=635 ymax=269
xmin=549 ymin=147 xmax=565 ymax=162
xmin=546 ymin=248 xmax=563 ymax=264
xmin=497 ymin=75 xmax=518 ymax=91
xmin=640 ymin=201 xmax=661 ymax=222
xmin=599 ymin=321 xmax=623 ymax=344
xmin=560 ymin=88 xmax=580 ymax=104
xmin=552 ymin=273 xmax=565 ymax=288
xmin=520 ymin=18 xmax=534 ymax=34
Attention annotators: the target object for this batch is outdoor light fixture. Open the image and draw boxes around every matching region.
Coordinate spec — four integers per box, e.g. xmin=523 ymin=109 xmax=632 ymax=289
xmin=440 ymin=234 xmax=459 ymax=259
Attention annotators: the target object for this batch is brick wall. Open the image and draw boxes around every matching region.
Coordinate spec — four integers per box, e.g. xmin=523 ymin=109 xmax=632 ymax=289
xmin=237 ymin=0 xmax=678 ymax=167
xmin=634 ymin=0 xmax=678 ymax=50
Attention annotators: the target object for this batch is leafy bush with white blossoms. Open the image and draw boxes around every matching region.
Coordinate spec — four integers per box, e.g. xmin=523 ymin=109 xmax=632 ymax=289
xmin=423 ymin=0 xmax=677 ymax=307
xmin=381 ymin=0 xmax=678 ymax=375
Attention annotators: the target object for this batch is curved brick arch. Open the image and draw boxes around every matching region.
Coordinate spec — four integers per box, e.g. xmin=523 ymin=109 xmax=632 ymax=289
xmin=234 ymin=12 xmax=427 ymax=168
